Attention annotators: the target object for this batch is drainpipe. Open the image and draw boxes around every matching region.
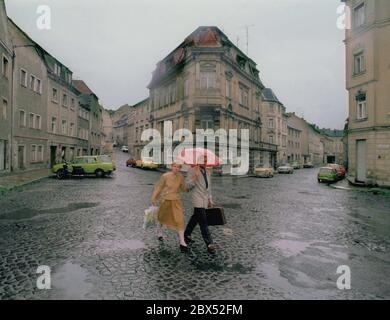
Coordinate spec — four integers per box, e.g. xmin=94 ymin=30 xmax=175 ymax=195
xmin=10 ymin=49 xmax=15 ymax=172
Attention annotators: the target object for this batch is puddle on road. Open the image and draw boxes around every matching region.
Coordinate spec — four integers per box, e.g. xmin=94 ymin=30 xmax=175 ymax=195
xmin=97 ymin=239 xmax=145 ymax=253
xmin=272 ymin=239 xmax=313 ymax=257
xmin=0 ymin=202 xmax=99 ymax=220
xmin=52 ymin=262 xmax=93 ymax=299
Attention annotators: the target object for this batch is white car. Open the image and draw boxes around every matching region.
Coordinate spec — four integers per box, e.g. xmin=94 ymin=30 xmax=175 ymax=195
xmin=121 ymin=146 xmax=129 ymax=153
xmin=277 ymin=164 xmax=294 ymax=174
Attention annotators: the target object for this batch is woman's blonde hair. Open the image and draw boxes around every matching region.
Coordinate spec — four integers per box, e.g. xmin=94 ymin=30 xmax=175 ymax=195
xmin=171 ymin=162 xmax=182 ymax=168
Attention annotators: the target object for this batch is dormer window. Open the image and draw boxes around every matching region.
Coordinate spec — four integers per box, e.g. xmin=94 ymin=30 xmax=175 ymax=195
xmin=54 ymin=63 xmax=61 ymax=76
xmin=236 ymin=55 xmax=246 ymax=69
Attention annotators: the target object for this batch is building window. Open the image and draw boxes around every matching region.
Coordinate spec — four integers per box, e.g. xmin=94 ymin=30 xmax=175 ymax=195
xmin=354 ymin=52 xmax=365 ymax=75
xmin=164 ymin=87 xmax=170 ymax=106
xmin=170 ymin=82 xmax=176 ymax=104
xmin=19 ymin=110 xmax=26 ymax=127
xmin=38 ymin=145 xmax=43 ymax=161
xmin=54 ymin=63 xmax=61 ymax=76
xmin=239 ymin=87 xmax=248 ymax=107
xmin=52 ymin=88 xmax=58 ymax=102
xmin=30 ymin=75 xmax=36 ymax=91
xmin=51 ymin=117 xmax=57 ymax=133
xmin=34 ymin=78 xmax=42 ymax=94
xmin=31 ymin=145 xmax=36 ymax=162
xmin=354 ymin=3 xmax=365 ymax=28
xmin=62 ymin=120 xmax=67 ymax=135
xmin=268 ymin=103 xmax=274 ymax=113
xmin=1 ymin=99 xmax=7 ymax=120
xmin=20 ymin=69 xmax=28 ymax=87
xmin=269 ymin=118 xmax=274 ymax=128
xmin=71 ymin=98 xmax=75 ymax=109
xmin=201 ymin=118 xmax=214 ymax=130
xmin=225 ymin=79 xmax=231 ymax=98
xmin=62 ymin=93 xmax=68 ymax=106
xmin=70 ymin=123 xmax=74 ymax=136
xmin=2 ymin=55 xmax=9 ymax=78
xmin=35 ymin=114 xmax=41 ymax=130
xmin=29 ymin=113 xmax=35 ymax=128
xmin=200 ymin=71 xmax=216 ymax=89
xmin=184 ymin=79 xmax=189 ymax=97
xmin=269 ymin=135 xmax=274 ymax=144
xmin=356 ymin=93 xmax=367 ymax=120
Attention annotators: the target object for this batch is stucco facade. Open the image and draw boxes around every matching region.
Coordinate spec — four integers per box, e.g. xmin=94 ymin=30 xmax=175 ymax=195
xmin=73 ymin=80 xmax=103 ymax=156
xmin=130 ymin=98 xmax=150 ymax=159
xmin=286 ymin=113 xmax=309 ymax=165
xmin=261 ymin=88 xmax=287 ymax=166
xmin=344 ymin=0 xmax=390 ymax=186
xmin=8 ymin=19 xmax=49 ymax=172
xmin=45 ymin=57 xmax=80 ymax=166
xmin=0 ymin=0 xmax=11 ymax=174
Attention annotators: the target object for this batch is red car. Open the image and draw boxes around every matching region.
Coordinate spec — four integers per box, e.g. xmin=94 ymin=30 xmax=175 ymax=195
xmin=327 ymin=164 xmax=346 ymax=179
xmin=126 ymin=157 xmax=137 ymax=167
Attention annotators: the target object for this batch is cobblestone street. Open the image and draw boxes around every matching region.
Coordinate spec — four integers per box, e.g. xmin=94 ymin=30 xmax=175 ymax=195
xmin=0 ymin=150 xmax=389 ymax=300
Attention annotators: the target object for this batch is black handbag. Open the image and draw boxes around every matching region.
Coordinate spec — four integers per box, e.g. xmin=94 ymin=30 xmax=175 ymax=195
xmin=206 ymin=207 xmax=226 ymax=226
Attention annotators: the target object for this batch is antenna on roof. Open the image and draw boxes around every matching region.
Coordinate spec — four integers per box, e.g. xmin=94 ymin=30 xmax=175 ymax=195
xmin=245 ymin=24 xmax=255 ymax=55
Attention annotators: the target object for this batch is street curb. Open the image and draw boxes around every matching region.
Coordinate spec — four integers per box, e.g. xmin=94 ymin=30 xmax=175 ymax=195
xmin=0 ymin=175 xmax=51 ymax=196
xmin=329 ymin=181 xmax=390 ymax=197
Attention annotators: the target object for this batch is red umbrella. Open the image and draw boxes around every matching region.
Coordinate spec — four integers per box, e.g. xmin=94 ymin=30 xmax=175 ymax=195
xmin=175 ymin=147 xmax=222 ymax=167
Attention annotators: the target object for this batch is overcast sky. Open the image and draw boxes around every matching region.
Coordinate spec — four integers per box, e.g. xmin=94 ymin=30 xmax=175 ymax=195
xmin=5 ymin=0 xmax=347 ymax=129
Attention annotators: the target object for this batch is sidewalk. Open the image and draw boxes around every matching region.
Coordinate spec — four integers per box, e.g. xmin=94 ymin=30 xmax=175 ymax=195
xmin=330 ymin=178 xmax=390 ymax=196
xmin=0 ymin=169 xmax=52 ymax=195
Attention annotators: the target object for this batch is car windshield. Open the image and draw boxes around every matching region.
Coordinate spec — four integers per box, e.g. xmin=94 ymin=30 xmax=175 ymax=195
xmin=73 ymin=158 xmax=86 ymax=164
xmin=99 ymin=155 xmax=111 ymax=163
xmin=320 ymin=168 xmax=333 ymax=173
xmin=142 ymin=157 xmax=154 ymax=162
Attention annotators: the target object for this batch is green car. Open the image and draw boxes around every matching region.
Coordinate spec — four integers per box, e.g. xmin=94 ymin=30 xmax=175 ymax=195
xmin=52 ymin=155 xmax=115 ymax=179
xmin=317 ymin=167 xmax=338 ymax=183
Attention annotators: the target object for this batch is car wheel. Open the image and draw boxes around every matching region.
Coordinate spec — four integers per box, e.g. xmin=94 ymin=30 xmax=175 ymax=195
xmin=95 ymin=169 xmax=105 ymax=178
xmin=318 ymin=179 xmax=321 ymax=183
xmin=56 ymin=169 xmax=66 ymax=179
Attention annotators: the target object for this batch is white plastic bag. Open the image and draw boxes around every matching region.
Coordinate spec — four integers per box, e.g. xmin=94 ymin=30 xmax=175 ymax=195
xmin=143 ymin=205 xmax=159 ymax=230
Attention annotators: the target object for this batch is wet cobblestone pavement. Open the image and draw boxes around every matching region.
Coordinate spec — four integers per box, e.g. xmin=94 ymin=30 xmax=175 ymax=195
xmin=0 ymin=151 xmax=389 ymax=299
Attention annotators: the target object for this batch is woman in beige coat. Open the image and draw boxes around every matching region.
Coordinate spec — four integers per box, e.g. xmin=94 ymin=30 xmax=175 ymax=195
xmin=150 ymin=163 xmax=190 ymax=252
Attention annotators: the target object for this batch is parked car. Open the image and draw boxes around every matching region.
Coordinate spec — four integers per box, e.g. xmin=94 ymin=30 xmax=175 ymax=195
xmin=326 ymin=163 xmax=346 ymax=180
xmin=254 ymin=166 xmax=274 ymax=178
xmin=291 ymin=162 xmax=302 ymax=169
xmin=212 ymin=166 xmax=223 ymax=176
xmin=126 ymin=156 xmax=137 ymax=167
xmin=52 ymin=155 xmax=115 ymax=178
xmin=135 ymin=157 xmax=159 ymax=169
xmin=121 ymin=146 xmax=129 ymax=153
xmin=303 ymin=162 xmax=314 ymax=168
xmin=277 ymin=164 xmax=294 ymax=174
xmin=317 ymin=167 xmax=338 ymax=183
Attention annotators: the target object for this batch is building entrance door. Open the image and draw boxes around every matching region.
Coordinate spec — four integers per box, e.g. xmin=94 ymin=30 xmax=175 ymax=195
xmin=50 ymin=146 xmax=57 ymax=167
xmin=18 ymin=145 xmax=25 ymax=170
xmin=356 ymin=140 xmax=366 ymax=183
xmin=0 ymin=140 xmax=6 ymax=171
